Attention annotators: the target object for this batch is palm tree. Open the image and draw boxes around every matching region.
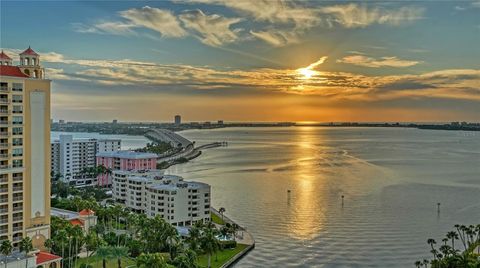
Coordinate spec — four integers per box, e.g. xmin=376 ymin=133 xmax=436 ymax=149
xmin=19 ymin=237 xmax=34 ymax=268
xmin=414 ymin=260 xmax=422 ymax=268
xmin=422 ymin=259 xmax=429 ymax=267
xmin=111 ymin=246 xmax=128 ymax=268
xmin=136 ymin=253 xmax=168 ymax=268
xmin=56 ymin=229 xmax=69 ymax=267
xmin=446 ymin=231 xmax=459 ymax=250
xmin=218 ymin=207 xmax=226 ymax=221
xmin=0 ymin=240 xmax=13 ymax=268
xmin=96 ymin=246 xmax=112 ymax=268
xmin=44 ymin=239 xmax=54 ymax=252
xmin=200 ymin=227 xmax=220 ymax=268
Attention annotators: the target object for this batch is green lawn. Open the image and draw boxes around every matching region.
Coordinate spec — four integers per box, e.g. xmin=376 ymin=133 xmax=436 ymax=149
xmin=197 ymin=244 xmax=249 ymax=268
xmin=75 ymin=256 xmax=136 ymax=268
xmin=211 ymin=213 xmax=225 ymax=225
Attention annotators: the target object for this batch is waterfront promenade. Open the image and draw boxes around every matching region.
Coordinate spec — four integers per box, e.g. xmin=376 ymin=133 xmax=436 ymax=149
xmin=211 ymin=207 xmax=255 ymax=268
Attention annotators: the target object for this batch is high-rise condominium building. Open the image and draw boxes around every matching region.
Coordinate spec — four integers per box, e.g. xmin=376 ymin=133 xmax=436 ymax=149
xmin=174 ymin=115 xmax=181 ymax=125
xmin=0 ymin=48 xmax=51 ymax=251
xmin=112 ymin=170 xmax=211 ymax=226
xmin=51 ymin=134 xmax=121 ymax=185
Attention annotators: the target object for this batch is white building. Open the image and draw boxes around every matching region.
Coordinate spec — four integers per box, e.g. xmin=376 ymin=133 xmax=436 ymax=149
xmin=51 ymin=134 xmax=121 ymax=185
xmin=112 ymin=170 xmax=210 ymax=226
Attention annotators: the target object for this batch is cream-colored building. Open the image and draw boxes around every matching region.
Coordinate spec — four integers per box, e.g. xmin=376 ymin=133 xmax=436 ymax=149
xmin=0 ymin=48 xmax=51 ymax=251
xmin=112 ymin=170 xmax=211 ymax=226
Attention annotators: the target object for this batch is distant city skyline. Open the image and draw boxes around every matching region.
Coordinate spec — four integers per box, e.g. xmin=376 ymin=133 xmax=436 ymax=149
xmin=1 ymin=0 xmax=479 ymax=122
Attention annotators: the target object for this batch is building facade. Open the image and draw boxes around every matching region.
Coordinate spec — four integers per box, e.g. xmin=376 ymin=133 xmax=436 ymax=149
xmin=50 ymin=134 xmax=121 ymax=185
xmin=96 ymin=151 xmax=157 ymax=186
xmin=0 ymin=47 xmax=51 ymax=250
xmin=112 ymin=170 xmax=211 ymax=226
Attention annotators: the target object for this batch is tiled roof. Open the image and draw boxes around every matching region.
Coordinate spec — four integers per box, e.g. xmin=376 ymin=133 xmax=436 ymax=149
xmin=79 ymin=209 xmax=95 ymax=216
xmin=69 ymin=219 xmax=84 ymax=226
xmin=36 ymin=252 xmax=62 ymax=265
xmin=20 ymin=46 xmax=39 ymax=56
xmin=0 ymin=50 xmax=12 ymax=60
xmin=0 ymin=65 xmax=29 ymax=77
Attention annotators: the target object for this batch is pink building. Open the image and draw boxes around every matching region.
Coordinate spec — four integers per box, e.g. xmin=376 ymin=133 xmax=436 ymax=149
xmin=96 ymin=151 xmax=157 ymax=186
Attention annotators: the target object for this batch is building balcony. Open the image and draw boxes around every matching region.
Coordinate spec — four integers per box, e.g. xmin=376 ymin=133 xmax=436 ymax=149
xmin=13 ymin=186 xmax=22 ymax=192
xmin=0 ymin=121 xmax=9 ymax=127
xmin=12 ymin=216 xmax=22 ymax=222
xmin=0 ymin=110 xmax=9 ymax=115
xmin=0 ymin=154 xmax=9 ymax=159
xmin=13 ymin=196 xmax=22 ymax=202
xmin=0 ymin=219 xmax=8 ymax=224
xmin=0 ymin=177 xmax=7 ymax=183
xmin=0 ymin=208 xmax=7 ymax=214
xmin=0 ymin=87 xmax=9 ymax=93
xmin=0 ymin=199 xmax=7 ymax=204
xmin=13 ymin=176 xmax=22 ymax=182
xmin=0 ymin=188 xmax=7 ymax=193
xmin=13 ymin=226 xmax=22 ymax=232
xmin=0 ymin=144 xmax=9 ymax=149
xmin=13 ymin=206 xmax=22 ymax=212
xmin=0 ymin=100 xmax=9 ymax=104
xmin=0 ymin=133 xmax=10 ymax=137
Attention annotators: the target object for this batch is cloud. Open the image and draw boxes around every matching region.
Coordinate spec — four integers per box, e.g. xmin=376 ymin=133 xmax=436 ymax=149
xmin=250 ymin=29 xmax=299 ymax=47
xmin=179 ymin=9 xmax=243 ymax=46
xmin=185 ymin=0 xmax=320 ymax=29
xmin=472 ymin=1 xmax=480 ymax=8
xmin=319 ymin=4 xmax=424 ymax=28
xmin=120 ymin=6 xmax=187 ymax=38
xmin=337 ymin=55 xmax=421 ymax=68
xmin=34 ymin=50 xmax=480 ymax=103
xmin=72 ymin=21 xmax=136 ymax=36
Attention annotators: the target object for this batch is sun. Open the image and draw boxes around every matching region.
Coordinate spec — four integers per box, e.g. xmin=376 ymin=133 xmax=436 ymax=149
xmin=298 ymin=68 xmax=315 ymax=79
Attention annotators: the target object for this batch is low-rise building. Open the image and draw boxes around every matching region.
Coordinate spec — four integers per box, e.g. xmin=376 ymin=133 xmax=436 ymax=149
xmin=96 ymin=151 xmax=157 ymax=186
xmin=51 ymin=207 xmax=98 ymax=233
xmin=112 ymin=170 xmax=210 ymax=226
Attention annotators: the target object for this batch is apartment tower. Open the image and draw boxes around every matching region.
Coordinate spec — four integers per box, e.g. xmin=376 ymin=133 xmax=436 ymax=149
xmin=0 ymin=47 xmax=51 ymax=250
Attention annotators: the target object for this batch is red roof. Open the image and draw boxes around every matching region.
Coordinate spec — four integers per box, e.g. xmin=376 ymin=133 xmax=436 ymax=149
xmin=36 ymin=252 xmax=62 ymax=265
xmin=20 ymin=46 xmax=38 ymax=56
xmin=79 ymin=209 xmax=95 ymax=216
xmin=69 ymin=219 xmax=84 ymax=226
xmin=0 ymin=50 xmax=11 ymax=60
xmin=0 ymin=65 xmax=29 ymax=78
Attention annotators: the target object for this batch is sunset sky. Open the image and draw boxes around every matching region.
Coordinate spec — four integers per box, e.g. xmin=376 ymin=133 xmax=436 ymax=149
xmin=1 ymin=0 xmax=479 ymax=122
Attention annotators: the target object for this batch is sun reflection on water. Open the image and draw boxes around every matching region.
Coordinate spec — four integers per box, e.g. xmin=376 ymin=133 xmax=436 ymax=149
xmin=287 ymin=126 xmax=327 ymax=240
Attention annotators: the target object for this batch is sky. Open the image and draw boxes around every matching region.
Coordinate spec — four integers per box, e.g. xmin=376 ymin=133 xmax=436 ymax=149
xmin=1 ymin=0 xmax=479 ymax=123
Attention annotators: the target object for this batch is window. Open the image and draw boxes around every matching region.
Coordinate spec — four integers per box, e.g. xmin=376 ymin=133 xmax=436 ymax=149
xmin=12 ymin=96 xmax=22 ymax=103
xmin=12 ymin=127 xmax=22 ymax=135
xmin=12 ymin=160 xmax=22 ymax=168
xmin=12 ymin=83 xmax=22 ymax=92
xmin=12 ymin=148 xmax=22 ymax=157
xmin=12 ymin=138 xmax=22 ymax=146
xmin=12 ymin=116 xmax=22 ymax=125
xmin=12 ymin=106 xmax=23 ymax=114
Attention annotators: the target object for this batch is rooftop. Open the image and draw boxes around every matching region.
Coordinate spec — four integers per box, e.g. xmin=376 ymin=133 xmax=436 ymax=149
xmin=0 ymin=50 xmax=12 ymax=60
xmin=36 ymin=252 xmax=62 ymax=266
xmin=0 ymin=65 xmax=29 ymax=78
xmin=97 ymin=150 xmax=158 ymax=159
xmin=20 ymin=46 xmax=39 ymax=56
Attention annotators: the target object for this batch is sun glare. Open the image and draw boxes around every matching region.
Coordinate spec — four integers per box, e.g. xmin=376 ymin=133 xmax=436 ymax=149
xmin=298 ymin=68 xmax=315 ymax=79
xmin=296 ymin=57 xmax=327 ymax=79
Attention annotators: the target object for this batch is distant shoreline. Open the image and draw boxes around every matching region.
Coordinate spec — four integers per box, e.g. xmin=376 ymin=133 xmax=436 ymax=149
xmin=51 ymin=121 xmax=480 ymax=136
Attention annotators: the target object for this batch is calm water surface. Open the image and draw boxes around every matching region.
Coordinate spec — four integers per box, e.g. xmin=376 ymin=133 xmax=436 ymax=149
xmin=166 ymin=127 xmax=480 ymax=267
